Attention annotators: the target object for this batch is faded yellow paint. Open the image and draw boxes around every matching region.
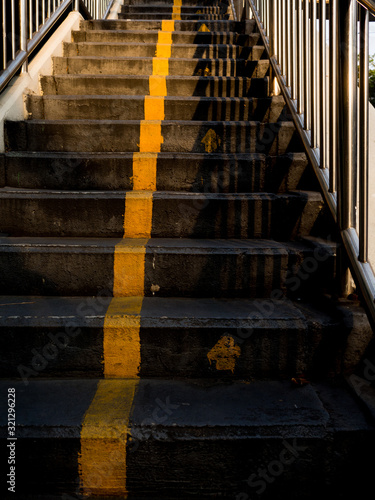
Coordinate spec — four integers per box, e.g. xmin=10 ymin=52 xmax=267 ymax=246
xmin=198 ymin=23 xmax=210 ymax=32
xmin=124 ymin=191 xmax=153 ymax=238
xmin=144 ymin=96 xmax=165 ymax=121
xmin=207 ymin=336 xmax=241 ymax=373
xmin=80 ymin=13 xmax=175 ymax=497
xmin=79 ymin=379 xmax=138 ymax=496
xmin=104 ymin=297 xmax=143 ymax=377
xmin=113 ymin=240 xmax=148 ymax=297
xmin=161 ymin=20 xmax=175 ymax=32
xmin=132 ymin=153 xmax=157 ymax=190
xmin=158 ymin=31 xmax=173 ymax=45
xmin=201 ymin=128 xmax=221 ymax=152
xmin=139 ymin=121 xmax=163 ymax=152
xmin=152 ymin=57 xmax=169 ymax=76
xmin=172 ymin=6 xmax=181 ymax=20
xmin=149 ymin=75 xmax=167 ymax=96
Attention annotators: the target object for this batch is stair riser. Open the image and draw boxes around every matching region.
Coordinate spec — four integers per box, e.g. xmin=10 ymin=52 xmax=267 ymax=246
xmin=0 ymin=324 xmax=316 ymax=379
xmin=26 ymin=96 xmax=286 ymax=122
xmin=121 ymin=5 xmax=225 ymax=12
xmin=62 ymin=42 xmax=264 ymax=60
xmin=72 ymin=30 xmax=260 ymax=46
xmin=3 ymin=153 xmax=309 ymax=192
xmin=0 ymin=194 xmax=323 ymax=239
xmin=118 ymin=13 xmax=229 ymax=19
xmin=0 ymin=434 xmax=371 ymax=498
xmin=0 ymin=244 xmax=333 ymax=297
xmin=52 ymin=56 xmax=269 ymax=78
xmin=5 ymin=121 xmax=300 ymax=155
xmin=39 ymin=75 xmax=269 ymax=97
xmin=82 ymin=19 xmax=249 ymax=32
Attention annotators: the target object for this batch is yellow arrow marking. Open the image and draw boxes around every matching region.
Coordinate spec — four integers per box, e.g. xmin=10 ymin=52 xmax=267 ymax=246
xmin=201 ymin=128 xmax=221 ymax=152
xmin=207 ymin=336 xmax=241 ymax=373
xmin=198 ymin=23 xmax=210 ymax=32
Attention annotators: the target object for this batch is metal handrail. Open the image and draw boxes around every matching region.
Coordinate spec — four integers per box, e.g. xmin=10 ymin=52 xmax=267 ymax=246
xmin=237 ymin=0 xmax=375 ymax=330
xmin=0 ymin=0 xmax=114 ymax=94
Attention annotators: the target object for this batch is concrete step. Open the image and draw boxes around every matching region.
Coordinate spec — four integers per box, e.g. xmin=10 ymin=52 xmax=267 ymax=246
xmin=71 ymin=29 xmax=260 ymax=46
xmin=123 ymin=0 xmax=230 ymax=5
xmin=0 ymin=237 xmax=334 ymax=297
xmin=51 ymin=55 xmax=269 ymax=78
xmin=62 ymin=41 xmax=265 ymax=60
xmin=81 ymin=19 xmax=250 ymax=33
xmin=25 ymin=95 xmax=287 ymax=122
xmin=121 ymin=5 xmax=226 ymax=13
xmin=2 ymin=152 xmax=311 ymax=192
xmin=5 ymin=120 xmax=301 ymax=154
xmin=39 ymin=74 xmax=269 ymax=97
xmin=0 ymin=379 xmax=373 ymax=498
xmin=0 ymin=295 xmax=361 ymax=380
xmin=0 ymin=189 xmax=325 ymax=240
xmin=118 ymin=13 xmax=229 ymax=20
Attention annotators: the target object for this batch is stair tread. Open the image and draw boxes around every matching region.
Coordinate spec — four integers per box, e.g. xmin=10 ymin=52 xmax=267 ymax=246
xmin=0 ymin=188 xmax=320 ymax=199
xmin=0 ymin=379 xmax=372 ymax=437
xmin=0 ymin=295 xmax=307 ymax=325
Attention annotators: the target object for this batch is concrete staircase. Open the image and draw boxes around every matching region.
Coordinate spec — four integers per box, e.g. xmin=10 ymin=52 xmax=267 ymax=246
xmin=1 ymin=0 xmax=375 ymax=498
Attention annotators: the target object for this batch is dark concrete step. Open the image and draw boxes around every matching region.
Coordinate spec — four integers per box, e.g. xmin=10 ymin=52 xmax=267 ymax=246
xmin=3 ymin=152 xmax=311 ymax=193
xmin=52 ymin=55 xmax=269 ymax=78
xmin=0 ymin=379 xmax=373 ymax=497
xmin=121 ymin=5 xmax=226 ymax=13
xmin=0 ymin=295 xmax=362 ymax=380
xmin=0 ymin=189 xmax=325 ymax=240
xmin=62 ymin=41 xmax=265 ymax=60
xmin=25 ymin=95 xmax=287 ymax=122
xmin=0 ymin=237 xmax=334 ymax=297
xmin=71 ymin=29 xmax=260 ymax=46
xmin=81 ymin=19 xmax=250 ymax=33
xmin=5 ymin=120 xmax=300 ymax=154
xmin=124 ymin=0 xmax=230 ymax=5
xmin=118 ymin=13 xmax=229 ymax=19
xmin=39 ymin=74 xmax=269 ymax=98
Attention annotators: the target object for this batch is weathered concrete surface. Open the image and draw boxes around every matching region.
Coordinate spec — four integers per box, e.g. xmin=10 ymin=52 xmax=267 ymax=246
xmin=3 ymin=151 xmax=311 ymax=192
xmin=0 ymin=379 xmax=374 ymax=498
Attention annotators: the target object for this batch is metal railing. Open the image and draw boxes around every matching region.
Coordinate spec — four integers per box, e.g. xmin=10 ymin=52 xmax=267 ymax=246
xmin=1 ymin=0 xmax=114 ymax=93
xmin=233 ymin=0 xmax=375 ymax=329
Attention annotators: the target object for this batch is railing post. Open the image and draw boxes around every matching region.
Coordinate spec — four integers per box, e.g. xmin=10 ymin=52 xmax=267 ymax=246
xmin=338 ymin=0 xmax=357 ymax=232
xmin=268 ymin=0 xmax=279 ymax=96
xmin=337 ymin=0 xmax=358 ymax=297
xmin=20 ymin=0 xmax=28 ymax=73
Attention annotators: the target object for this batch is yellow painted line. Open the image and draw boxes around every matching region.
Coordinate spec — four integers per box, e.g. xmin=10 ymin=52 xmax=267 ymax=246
xmin=132 ymin=153 xmax=157 ymax=190
xmin=104 ymin=297 xmax=143 ymax=377
xmin=79 ymin=379 xmax=138 ymax=495
xmin=113 ymin=240 xmax=148 ymax=297
xmin=123 ymin=192 xmax=153 ymax=239
xmin=79 ymin=11 xmax=176 ymax=496
xmin=149 ymin=75 xmax=167 ymax=97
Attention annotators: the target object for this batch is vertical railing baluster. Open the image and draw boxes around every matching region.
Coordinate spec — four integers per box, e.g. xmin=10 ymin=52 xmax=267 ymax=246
xmin=2 ymin=1 xmax=7 ymax=69
xmin=286 ymin=0 xmax=291 ymax=87
xmin=310 ymin=0 xmax=317 ymax=147
xmin=291 ymin=0 xmax=297 ymax=99
xmin=20 ymin=0 xmax=28 ymax=72
xmin=329 ymin=0 xmax=338 ymax=193
xmin=359 ymin=6 xmax=369 ymax=263
xmin=338 ymin=0 xmax=358 ymax=231
xmin=319 ymin=0 xmax=326 ymax=168
xmin=304 ymin=0 xmax=310 ymax=130
xmin=297 ymin=0 xmax=303 ymax=113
